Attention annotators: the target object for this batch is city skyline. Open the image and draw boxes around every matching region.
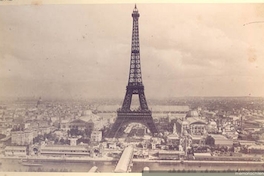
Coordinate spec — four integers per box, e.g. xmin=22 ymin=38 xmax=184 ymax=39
xmin=1 ymin=4 xmax=264 ymax=99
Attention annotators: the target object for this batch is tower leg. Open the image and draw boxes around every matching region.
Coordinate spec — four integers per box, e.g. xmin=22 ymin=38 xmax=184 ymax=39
xmin=139 ymin=90 xmax=148 ymax=110
xmin=107 ymin=118 xmax=124 ymax=138
xmin=122 ymin=89 xmax=133 ymax=111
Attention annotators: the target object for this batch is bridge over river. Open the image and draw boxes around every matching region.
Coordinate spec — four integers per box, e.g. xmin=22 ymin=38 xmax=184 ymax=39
xmin=114 ymin=145 xmax=134 ymax=173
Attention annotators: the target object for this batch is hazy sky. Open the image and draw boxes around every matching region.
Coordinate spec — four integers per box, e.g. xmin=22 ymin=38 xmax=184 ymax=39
xmin=0 ymin=3 xmax=264 ymax=99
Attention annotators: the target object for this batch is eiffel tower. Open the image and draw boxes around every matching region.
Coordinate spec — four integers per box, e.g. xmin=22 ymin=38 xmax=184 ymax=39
xmin=107 ymin=5 xmax=158 ymax=138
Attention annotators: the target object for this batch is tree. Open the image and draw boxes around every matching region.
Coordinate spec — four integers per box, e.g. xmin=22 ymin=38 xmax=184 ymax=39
xmin=54 ymin=138 xmax=59 ymax=144
xmin=43 ymin=133 xmax=48 ymax=139
xmin=85 ymin=128 xmax=92 ymax=137
xmin=65 ymin=139 xmax=70 ymax=145
xmin=137 ymin=143 xmax=143 ymax=148
xmin=39 ymin=135 xmax=44 ymax=141
xmin=33 ymin=137 xmax=38 ymax=144
xmin=59 ymin=138 xmax=65 ymax=144
xmin=205 ymin=135 xmax=215 ymax=146
xmin=0 ymin=134 xmax=6 ymax=140
xmin=228 ymin=146 xmax=234 ymax=152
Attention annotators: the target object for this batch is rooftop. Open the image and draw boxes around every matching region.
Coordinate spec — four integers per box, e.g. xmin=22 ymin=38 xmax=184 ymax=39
xmin=167 ymin=133 xmax=179 ymax=139
xmin=159 ymin=150 xmax=184 ymax=154
xmin=41 ymin=145 xmax=88 ymax=151
xmin=210 ymin=134 xmax=233 ymax=146
xmin=186 ymin=110 xmax=199 ymax=117
xmin=194 ymin=153 xmax=211 ymax=157
xmin=190 ymin=135 xmax=203 ymax=140
xmin=186 ymin=117 xmax=207 ymax=125
xmin=5 ymin=146 xmax=27 ymax=150
xmin=210 ymin=134 xmax=229 ymax=140
xmin=248 ymin=145 xmax=264 ymax=150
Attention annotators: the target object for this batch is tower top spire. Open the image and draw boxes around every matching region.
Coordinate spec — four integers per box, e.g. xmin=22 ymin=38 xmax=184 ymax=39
xmin=132 ymin=4 xmax=139 ymax=18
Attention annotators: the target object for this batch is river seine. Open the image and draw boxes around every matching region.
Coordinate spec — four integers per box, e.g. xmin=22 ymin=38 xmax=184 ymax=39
xmin=1 ymin=158 xmax=264 ymax=172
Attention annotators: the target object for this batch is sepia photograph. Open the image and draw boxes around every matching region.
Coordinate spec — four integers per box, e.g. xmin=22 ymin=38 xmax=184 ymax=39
xmin=0 ymin=0 xmax=264 ymax=174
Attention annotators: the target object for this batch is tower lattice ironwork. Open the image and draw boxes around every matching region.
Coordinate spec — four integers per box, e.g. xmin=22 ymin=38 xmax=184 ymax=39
xmin=107 ymin=5 xmax=158 ymax=138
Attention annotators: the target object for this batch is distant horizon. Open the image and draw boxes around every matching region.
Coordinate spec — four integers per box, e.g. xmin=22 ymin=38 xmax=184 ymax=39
xmin=0 ymin=95 xmax=263 ymax=102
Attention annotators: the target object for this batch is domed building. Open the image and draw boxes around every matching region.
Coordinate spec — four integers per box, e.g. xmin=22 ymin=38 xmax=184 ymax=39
xmin=186 ymin=110 xmax=199 ymax=118
xmin=176 ymin=109 xmax=208 ymax=145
